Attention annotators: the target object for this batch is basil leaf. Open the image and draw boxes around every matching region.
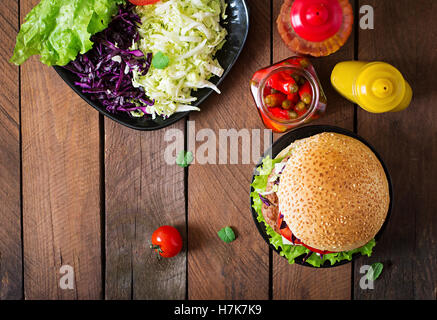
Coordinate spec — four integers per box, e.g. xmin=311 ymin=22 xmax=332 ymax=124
xmin=217 ymin=226 xmax=236 ymax=243
xmin=367 ymin=262 xmax=383 ymax=281
xmin=152 ymin=51 xmax=169 ymax=69
xmin=176 ymin=150 xmax=193 ymax=168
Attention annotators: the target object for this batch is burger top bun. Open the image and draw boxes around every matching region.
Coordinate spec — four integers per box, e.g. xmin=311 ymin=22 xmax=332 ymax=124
xmin=277 ymin=132 xmax=390 ymax=252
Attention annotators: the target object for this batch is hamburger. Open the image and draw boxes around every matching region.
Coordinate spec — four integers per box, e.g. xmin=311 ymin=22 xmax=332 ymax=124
xmin=251 ymin=132 xmax=390 ymax=267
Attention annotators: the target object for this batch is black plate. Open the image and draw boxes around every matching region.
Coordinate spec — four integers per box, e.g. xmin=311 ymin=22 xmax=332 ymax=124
xmin=250 ymin=125 xmax=393 ymax=268
xmin=54 ymin=0 xmax=249 ymax=131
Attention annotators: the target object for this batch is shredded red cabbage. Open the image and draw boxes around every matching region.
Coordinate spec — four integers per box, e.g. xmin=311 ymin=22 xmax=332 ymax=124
xmin=301 ymin=251 xmax=313 ymax=263
xmin=63 ymin=3 xmax=153 ymax=116
xmin=259 ymin=193 xmax=272 ymax=207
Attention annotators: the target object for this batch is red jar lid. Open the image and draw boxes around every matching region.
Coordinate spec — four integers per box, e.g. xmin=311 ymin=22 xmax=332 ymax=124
xmin=290 ymin=0 xmax=343 ymax=42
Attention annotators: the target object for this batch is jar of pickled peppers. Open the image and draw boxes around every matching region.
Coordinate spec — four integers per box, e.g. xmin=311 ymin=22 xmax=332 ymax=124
xmin=250 ymin=57 xmax=327 ymax=133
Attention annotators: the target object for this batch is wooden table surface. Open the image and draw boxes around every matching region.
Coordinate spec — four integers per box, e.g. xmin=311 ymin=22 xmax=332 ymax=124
xmin=0 ymin=0 xmax=436 ymax=300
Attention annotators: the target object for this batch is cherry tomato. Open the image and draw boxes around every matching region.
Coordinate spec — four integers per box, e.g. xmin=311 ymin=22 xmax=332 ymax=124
xmin=128 ymin=0 xmax=160 ymax=5
xmin=151 ymin=226 xmax=183 ymax=258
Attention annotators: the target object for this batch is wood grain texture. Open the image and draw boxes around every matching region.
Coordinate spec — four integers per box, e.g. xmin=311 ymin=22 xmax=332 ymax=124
xmin=271 ymin=0 xmax=354 ymax=300
xmin=187 ymin=0 xmax=271 ymax=300
xmin=355 ymin=0 xmax=437 ymax=300
xmin=105 ymin=120 xmax=186 ymax=300
xmin=21 ymin=0 xmax=102 ymax=300
xmin=0 ymin=0 xmax=22 ymax=300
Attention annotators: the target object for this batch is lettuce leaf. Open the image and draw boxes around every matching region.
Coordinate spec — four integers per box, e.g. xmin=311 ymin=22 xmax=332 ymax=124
xmin=251 ymin=155 xmax=376 ymax=267
xmin=11 ymin=0 xmax=125 ymax=66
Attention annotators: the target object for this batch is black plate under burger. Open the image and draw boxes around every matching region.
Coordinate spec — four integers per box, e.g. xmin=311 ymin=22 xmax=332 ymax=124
xmin=54 ymin=0 xmax=249 ymax=131
xmin=250 ymin=125 xmax=393 ymax=268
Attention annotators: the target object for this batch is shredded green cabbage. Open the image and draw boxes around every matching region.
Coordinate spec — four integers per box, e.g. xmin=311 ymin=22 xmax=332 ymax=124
xmin=133 ymin=0 xmax=228 ymax=118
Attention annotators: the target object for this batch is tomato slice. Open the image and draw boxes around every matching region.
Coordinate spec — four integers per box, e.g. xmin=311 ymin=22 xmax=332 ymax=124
xmin=277 ymin=214 xmax=302 ymax=245
xmin=128 ymin=0 xmax=160 ymax=5
xmin=277 ymin=215 xmax=292 ymax=241
xmin=301 ymin=243 xmax=335 ymax=255
xmin=277 ymin=214 xmax=335 ymax=254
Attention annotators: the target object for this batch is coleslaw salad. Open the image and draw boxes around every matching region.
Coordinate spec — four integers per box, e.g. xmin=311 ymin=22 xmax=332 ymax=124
xmin=132 ymin=0 xmax=228 ymax=118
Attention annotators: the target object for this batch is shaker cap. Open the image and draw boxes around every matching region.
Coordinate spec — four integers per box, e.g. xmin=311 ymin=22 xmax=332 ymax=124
xmin=355 ymin=62 xmax=406 ymax=113
xmin=290 ymin=0 xmax=343 ymax=42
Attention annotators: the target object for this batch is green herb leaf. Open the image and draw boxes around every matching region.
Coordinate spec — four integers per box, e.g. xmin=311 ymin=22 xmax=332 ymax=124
xmin=176 ymin=150 xmax=193 ymax=168
xmin=152 ymin=51 xmax=170 ymax=69
xmin=217 ymin=226 xmax=236 ymax=243
xmin=367 ymin=262 xmax=383 ymax=281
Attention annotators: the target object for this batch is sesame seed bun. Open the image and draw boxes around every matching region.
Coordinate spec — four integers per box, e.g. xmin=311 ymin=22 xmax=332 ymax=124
xmin=277 ymin=132 xmax=390 ymax=252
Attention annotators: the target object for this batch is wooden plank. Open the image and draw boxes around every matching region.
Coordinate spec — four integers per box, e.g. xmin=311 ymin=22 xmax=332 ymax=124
xmin=355 ymin=0 xmax=437 ymax=300
xmin=187 ymin=0 xmax=271 ymax=300
xmin=0 ymin=0 xmax=22 ymax=300
xmin=21 ymin=0 xmax=102 ymax=300
xmin=271 ymin=0 xmax=354 ymax=300
xmin=104 ymin=121 xmax=186 ymax=300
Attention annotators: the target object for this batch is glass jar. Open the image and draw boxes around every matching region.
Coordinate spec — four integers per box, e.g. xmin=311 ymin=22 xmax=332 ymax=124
xmin=250 ymin=57 xmax=327 ymax=133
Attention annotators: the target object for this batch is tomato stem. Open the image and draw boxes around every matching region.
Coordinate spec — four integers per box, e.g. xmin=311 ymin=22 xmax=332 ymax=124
xmin=149 ymin=243 xmax=164 ymax=260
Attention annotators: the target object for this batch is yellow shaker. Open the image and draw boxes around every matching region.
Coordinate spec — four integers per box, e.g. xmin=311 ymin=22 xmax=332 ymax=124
xmin=331 ymin=61 xmax=412 ymax=113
